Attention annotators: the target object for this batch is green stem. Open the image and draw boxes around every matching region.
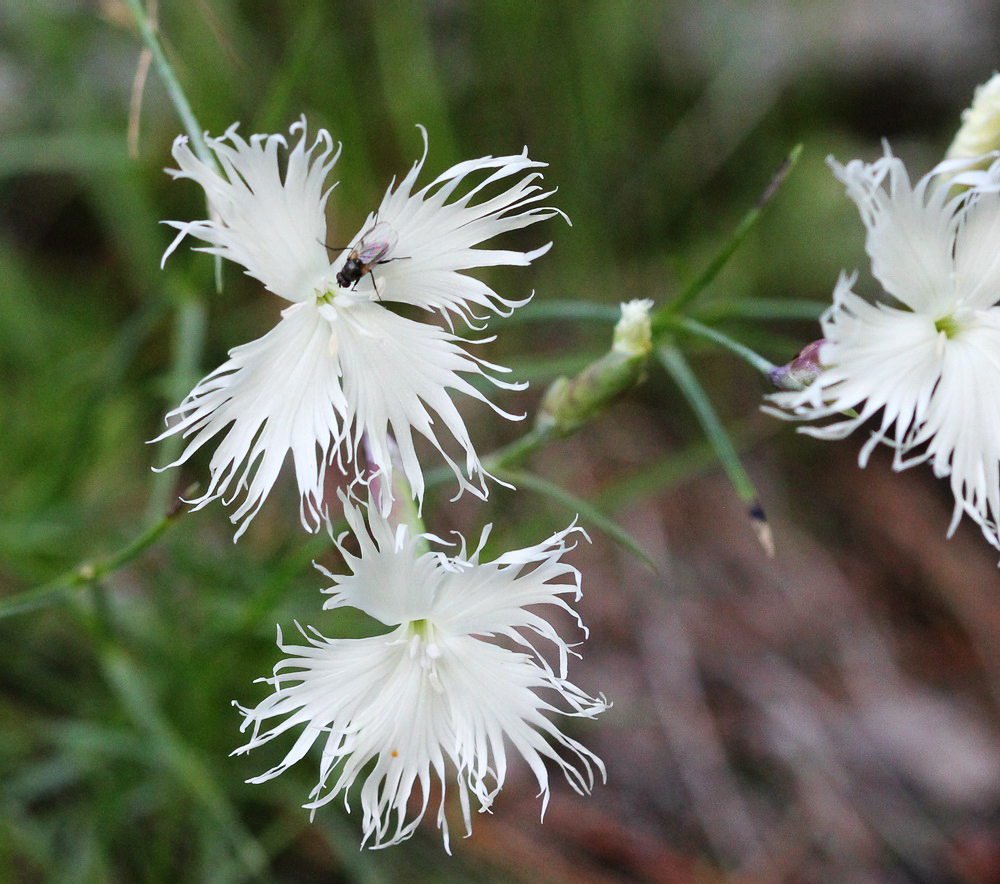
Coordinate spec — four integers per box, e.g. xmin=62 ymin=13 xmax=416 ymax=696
xmin=411 ymin=427 xmax=549 ymax=501
xmin=485 ymin=427 xmax=549 ymax=471
xmin=123 ymin=5 xmax=219 ymax=515
xmin=672 ymin=316 xmax=777 ymax=376
xmin=656 ymin=143 xmax=802 ymax=324
xmin=0 ymin=503 xmax=187 ymax=619
xmin=124 ymin=0 xmax=212 ymax=165
xmin=494 ymin=466 xmax=655 ymax=570
xmin=419 ymin=425 xmax=571 ymax=495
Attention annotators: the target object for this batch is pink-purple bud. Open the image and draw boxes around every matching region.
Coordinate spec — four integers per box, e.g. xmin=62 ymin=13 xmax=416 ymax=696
xmin=768 ymin=340 xmax=826 ymax=391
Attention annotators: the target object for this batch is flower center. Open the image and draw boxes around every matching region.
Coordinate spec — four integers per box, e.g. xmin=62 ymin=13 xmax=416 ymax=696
xmin=934 ymin=315 xmax=964 ymax=339
xmin=405 ymin=619 xmax=446 ymax=693
xmin=315 ymin=281 xmax=375 ymax=310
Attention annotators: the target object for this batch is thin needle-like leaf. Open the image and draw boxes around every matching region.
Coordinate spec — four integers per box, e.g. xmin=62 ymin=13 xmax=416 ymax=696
xmin=658 ymin=345 xmax=773 ymax=556
xmin=657 ymin=143 xmax=803 ymax=322
xmin=672 ymin=316 xmax=777 ymax=377
xmin=495 ymin=466 xmax=657 ymax=570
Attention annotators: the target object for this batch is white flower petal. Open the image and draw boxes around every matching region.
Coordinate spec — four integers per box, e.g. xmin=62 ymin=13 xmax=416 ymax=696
xmin=768 ymin=149 xmax=1000 ymax=549
xmin=916 ymin=314 xmax=1000 ymax=542
xmin=164 ymin=118 xmax=337 ymax=302
xmin=332 ymin=126 xmax=565 ymax=326
xmin=323 ymin=496 xmax=588 ymax=671
xmin=157 ymin=120 xmax=559 ymax=535
xmin=830 ymin=150 xmax=959 ymax=316
xmin=235 ymin=497 xmax=607 ymax=851
xmin=954 ymin=188 xmax=1000 ymax=309
xmin=153 ymin=302 xmax=347 ymax=539
xmin=333 ymin=303 xmax=524 ymax=511
xmin=155 ymin=299 xmax=524 ymax=536
xmin=319 ymin=492 xmax=441 ymax=624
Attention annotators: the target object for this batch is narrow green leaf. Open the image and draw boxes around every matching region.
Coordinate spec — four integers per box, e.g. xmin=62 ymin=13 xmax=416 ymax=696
xmin=596 ymin=416 xmax=776 ymax=511
xmin=124 ymin=0 xmax=210 ymax=165
xmin=671 ymin=316 xmax=777 ymax=377
xmin=124 ymin=0 xmax=224 ymax=292
xmin=696 ymin=297 xmax=826 ymax=322
xmin=658 ymin=345 xmax=773 ymax=555
xmin=101 ymin=647 xmax=268 ymax=874
xmin=495 ymin=467 xmax=656 ymax=571
xmin=657 ymin=143 xmax=803 ymax=322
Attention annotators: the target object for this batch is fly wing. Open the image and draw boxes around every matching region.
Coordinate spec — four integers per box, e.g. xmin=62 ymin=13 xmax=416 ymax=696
xmin=355 ymin=222 xmax=399 ymax=265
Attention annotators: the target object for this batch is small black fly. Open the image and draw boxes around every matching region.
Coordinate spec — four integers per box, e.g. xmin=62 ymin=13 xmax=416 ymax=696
xmin=324 ymin=218 xmax=408 ymax=300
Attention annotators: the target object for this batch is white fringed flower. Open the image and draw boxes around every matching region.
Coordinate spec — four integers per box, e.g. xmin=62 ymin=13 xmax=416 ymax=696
xmin=154 ymin=119 xmax=561 ymax=538
xmin=947 ymin=72 xmax=1000 ymax=163
xmin=766 ymin=148 xmax=1000 ymax=549
xmin=233 ymin=495 xmax=607 ymax=852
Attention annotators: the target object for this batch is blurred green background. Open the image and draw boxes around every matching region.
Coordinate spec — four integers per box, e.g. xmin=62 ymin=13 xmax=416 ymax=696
xmin=3 ymin=1 xmax=1000 ymax=881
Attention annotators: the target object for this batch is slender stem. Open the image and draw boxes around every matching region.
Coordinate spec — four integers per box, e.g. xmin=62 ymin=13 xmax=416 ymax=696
xmin=124 ymin=2 xmax=220 ymax=517
xmin=419 ymin=424 xmax=574 ymax=494
xmin=415 ymin=427 xmax=550 ymax=497
xmin=0 ymin=503 xmax=187 ymax=619
xmin=484 ymin=427 xmax=549 ymax=471
xmin=125 ymin=0 xmax=223 ymax=286
xmin=124 ymin=0 xmax=212 ymax=165
xmin=673 ymin=316 xmax=777 ymax=376
xmin=128 ymin=44 xmax=153 ymax=159
xmin=656 ymin=144 xmax=802 ymax=324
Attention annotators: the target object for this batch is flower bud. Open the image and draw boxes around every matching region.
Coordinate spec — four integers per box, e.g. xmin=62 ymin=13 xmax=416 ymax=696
xmin=537 ymin=299 xmax=653 ymax=436
xmin=768 ymin=339 xmax=825 ymax=391
xmin=947 ymin=72 xmax=1000 ymax=164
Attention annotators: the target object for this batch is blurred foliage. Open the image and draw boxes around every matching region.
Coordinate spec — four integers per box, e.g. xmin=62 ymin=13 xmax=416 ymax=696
xmin=1 ymin=0 xmax=997 ymax=881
